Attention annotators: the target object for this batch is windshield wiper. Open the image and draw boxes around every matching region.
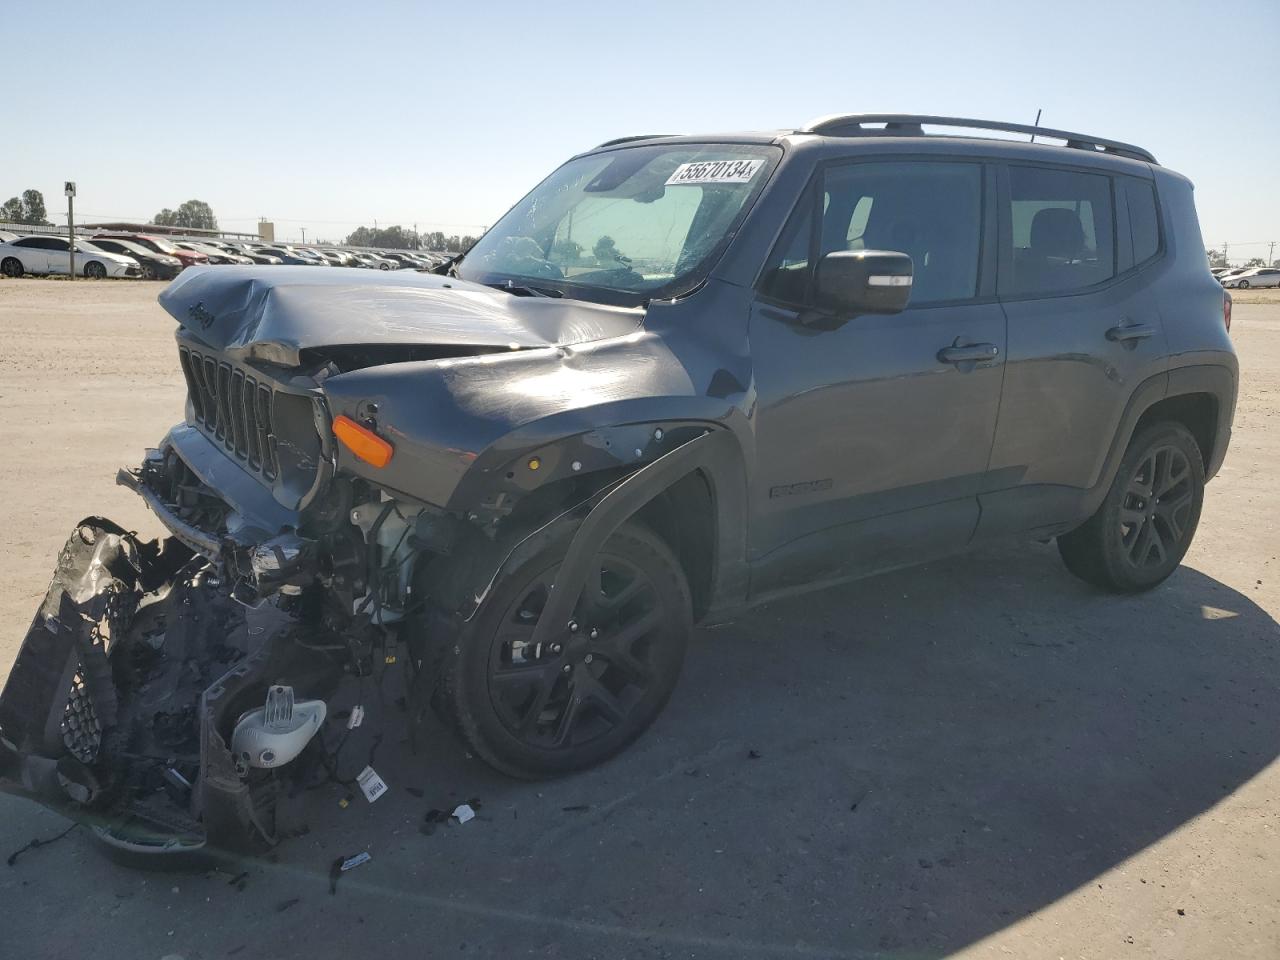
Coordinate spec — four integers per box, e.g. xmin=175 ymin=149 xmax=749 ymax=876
xmin=487 ymin=280 xmax=563 ymax=298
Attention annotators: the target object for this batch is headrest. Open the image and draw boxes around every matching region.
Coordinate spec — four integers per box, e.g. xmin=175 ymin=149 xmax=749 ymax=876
xmin=1030 ymin=207 xmax=1085 ymax=259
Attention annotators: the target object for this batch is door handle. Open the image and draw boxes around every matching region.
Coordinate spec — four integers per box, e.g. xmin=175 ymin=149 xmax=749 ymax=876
xmin=1106 ymin=322 xmax=1156 ymax=343
xmin=937 ymin=342 xmax=1000 ymax=365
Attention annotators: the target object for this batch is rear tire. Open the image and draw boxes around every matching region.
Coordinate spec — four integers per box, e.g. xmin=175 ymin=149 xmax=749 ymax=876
xmin=429 ymin=521 xmax=691 ymax=779
xmin=1057 ymin=421 xmax=1205 ymax=592
xmin=1 ymin=257 xmax=22 ymax=278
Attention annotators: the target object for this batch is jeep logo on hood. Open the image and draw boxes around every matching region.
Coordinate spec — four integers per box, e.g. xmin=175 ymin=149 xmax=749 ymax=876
xmin=188 ymin=301 xmax=216 ymax=330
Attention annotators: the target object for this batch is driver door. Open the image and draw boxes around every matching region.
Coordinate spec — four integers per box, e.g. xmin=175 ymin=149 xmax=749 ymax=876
xmin=748 ymin=159 xmax=1006 ymax=597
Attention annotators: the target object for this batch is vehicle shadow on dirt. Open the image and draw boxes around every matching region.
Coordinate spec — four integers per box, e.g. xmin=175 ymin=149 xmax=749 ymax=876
xmin=4 ymin=539 xmax=1277 ymax=958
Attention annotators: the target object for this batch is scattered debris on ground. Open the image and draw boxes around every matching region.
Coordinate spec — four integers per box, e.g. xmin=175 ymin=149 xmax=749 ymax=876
xmin=5 ymin=822 xmax=77 ymax=867
xmin=329 ymin=852 xmax=371 ymax=894
xmin=451 ymin=803 xmax=476 ymax=824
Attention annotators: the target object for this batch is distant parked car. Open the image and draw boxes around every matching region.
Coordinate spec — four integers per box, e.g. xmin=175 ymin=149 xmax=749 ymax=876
xmin=255 ymin=245 xmax=323 ymax=266
xmin=173 ymin=241 xmax=253 ymax=265
xmin=0 ymin=236 xmax=141 ymax=278
xmin=0 ymin=230 xmax=19 ymax=243
xmin=381 ymin=252 xmax=430 ymax=269
xmin=1222 ymin=267 xmax=1280 ymax=289
xmin=306 ymin=249 xmax=348 ymax=267
xmin=215 ymin=241 xmax=283 ymax=264
xmin=207 ymin=241 xmax=282 ymax=265
xmin=95 ymin=233 xmax=209 ymax=268
xmin=348 ymin=250 xmax=397 ymax=270
xmin=88 ymin=237 xmax=183 ymax=280
xmin=323 ymin=249 xmax=363 ymax=267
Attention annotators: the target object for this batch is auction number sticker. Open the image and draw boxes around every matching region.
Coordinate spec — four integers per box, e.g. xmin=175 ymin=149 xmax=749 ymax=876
xmin=666 ymin=158 xmax=764 ymax=186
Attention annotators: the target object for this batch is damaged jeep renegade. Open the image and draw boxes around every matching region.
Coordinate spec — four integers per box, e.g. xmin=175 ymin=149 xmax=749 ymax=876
xmin=0 ymin=116 xmax=1237 ymax=855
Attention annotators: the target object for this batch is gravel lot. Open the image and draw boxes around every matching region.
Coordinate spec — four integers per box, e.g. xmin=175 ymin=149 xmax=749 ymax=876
xmin=0 ymin=278 xmax=1276 ymax=959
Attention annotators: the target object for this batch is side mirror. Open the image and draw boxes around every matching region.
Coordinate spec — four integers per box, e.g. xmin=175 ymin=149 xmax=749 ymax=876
xmin=813 ymin=249 xmax=913 ymax=315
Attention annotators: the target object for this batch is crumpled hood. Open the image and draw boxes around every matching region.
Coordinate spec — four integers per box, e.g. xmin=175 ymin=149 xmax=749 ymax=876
xmin=158 ymin=266 xmax=644 ymax=367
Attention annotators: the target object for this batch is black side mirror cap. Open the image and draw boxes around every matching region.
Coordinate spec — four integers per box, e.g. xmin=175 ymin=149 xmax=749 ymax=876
xmin=813 ymin=249 xmax=913 ymax=316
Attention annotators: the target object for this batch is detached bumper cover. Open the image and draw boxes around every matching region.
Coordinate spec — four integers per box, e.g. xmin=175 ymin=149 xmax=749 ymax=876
xmin=0 ymin=518 xmax=338 ymax=857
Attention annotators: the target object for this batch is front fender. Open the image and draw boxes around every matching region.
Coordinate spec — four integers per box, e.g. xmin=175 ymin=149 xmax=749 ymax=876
xmin=320 ymin=329 xmax=749 ymax=511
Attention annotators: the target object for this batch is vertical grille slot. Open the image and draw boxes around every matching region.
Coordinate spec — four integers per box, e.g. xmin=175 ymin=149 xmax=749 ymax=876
xmin=256 ymin=385 xmax=277 ymax=479
xmin=229 ymin=368 xmax=247 ymax=457
xmin=215 ymin=363 xmax=232 ymax=443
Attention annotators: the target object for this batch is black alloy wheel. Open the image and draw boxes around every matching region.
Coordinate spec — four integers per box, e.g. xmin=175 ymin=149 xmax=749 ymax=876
xmin=1 ymin=257 xmax=22 ymax=278
xmin=431 ymin=522 xmax=691 ymax=779
xmin=1116 ymin=443 xmax=1196 ymax=571
xmin=84 ymin=261 xmax=107 ymax=279
xmin=1058 ymin=422 xmax=1205 ymax=592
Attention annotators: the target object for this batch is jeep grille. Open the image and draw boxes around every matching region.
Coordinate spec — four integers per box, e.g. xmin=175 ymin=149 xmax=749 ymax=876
xmin=178 ymin=346 xmax=279 ymax=480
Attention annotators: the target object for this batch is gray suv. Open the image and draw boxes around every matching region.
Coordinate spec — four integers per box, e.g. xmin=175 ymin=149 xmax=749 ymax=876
xmin=0 ymin=115 xmax=1237 ymax=854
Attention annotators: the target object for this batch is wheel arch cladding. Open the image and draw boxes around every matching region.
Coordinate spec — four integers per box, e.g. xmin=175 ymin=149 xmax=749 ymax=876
xmin=635 ymin=469 xmax=717 ymax=621
xmin=1133 ymin=392 xmax=1217 ymax=473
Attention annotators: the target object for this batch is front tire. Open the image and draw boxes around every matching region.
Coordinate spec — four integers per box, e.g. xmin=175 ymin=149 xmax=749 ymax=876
xmin=1237 ymin=279 xmax=1250 ymax=289
xmin=430 ymin=521 xmax=691 ymax=779
xmin=1057 ymin=422 xmax=1205 ymax=592
xmin=84 ymin=261 xmax=107 ymax=279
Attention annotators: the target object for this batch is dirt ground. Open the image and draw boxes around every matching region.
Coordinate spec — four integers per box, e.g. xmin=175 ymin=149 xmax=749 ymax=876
xmin=0 ymin=278 xmax=1276 ymax=959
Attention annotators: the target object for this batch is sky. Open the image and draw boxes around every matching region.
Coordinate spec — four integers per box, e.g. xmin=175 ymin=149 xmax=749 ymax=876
xmin=5 ymin=0 xmax=1278 ymax=260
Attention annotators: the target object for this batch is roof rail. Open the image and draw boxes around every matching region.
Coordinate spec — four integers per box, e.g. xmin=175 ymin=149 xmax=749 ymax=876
xmin=798 ymin=114 xmax=1157 ymax=164
xmin=594 ymin=133 xmax=676 ymax=149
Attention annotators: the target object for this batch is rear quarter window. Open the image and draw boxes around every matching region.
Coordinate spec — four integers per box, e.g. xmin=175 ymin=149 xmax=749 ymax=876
xmin=1122 ymin=177 xmax=1161 ymax=266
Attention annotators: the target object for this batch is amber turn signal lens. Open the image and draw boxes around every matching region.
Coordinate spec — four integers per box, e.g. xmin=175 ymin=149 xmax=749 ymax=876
xmin=333 ymin=415 xmax=393 ymax=468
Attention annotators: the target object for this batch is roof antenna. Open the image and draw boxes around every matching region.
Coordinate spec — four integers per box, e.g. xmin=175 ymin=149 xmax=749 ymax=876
xmin=1029 ymin=108 xmax=1042 ymax=143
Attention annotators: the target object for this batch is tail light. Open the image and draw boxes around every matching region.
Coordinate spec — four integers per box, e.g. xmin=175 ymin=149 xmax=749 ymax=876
xmin=1224 ymin=291 xmax=1232 ymax=333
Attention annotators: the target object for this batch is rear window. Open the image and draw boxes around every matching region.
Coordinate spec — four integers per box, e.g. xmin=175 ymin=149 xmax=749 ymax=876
xmin=1004 ymin=166 xmax=1115 ymax=297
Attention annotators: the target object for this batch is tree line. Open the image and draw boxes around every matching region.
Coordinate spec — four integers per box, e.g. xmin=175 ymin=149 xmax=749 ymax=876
xmin=1 ymin=189 xmax=50 ymax=225
xmin=344 ymin=225 xmax=480 ymax=252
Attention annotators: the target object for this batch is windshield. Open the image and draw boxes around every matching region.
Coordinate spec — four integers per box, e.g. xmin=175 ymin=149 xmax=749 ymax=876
xmin=457 ymin=142 xmax=780 ymax=305
xmin=145 ymin=236 xmax=180 ymax=254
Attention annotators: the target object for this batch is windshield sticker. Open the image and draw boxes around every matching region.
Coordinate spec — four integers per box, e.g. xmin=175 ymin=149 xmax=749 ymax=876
xmin=665 ymin=158 xmax=764 ymax=186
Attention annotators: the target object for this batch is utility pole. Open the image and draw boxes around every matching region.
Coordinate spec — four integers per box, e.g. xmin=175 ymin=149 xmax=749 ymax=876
xmin=65 ymin=181 xmax=76 ymax=280
xmin=1269 ymin=240 xmax=1276 ymax=267
xmin=301 ymin=226 xmax=307 ymax=244
xmin=1222 ymin=241 xmax=1229 ymax=266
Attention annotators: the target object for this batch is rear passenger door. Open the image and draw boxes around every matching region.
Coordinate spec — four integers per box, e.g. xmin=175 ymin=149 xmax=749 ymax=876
xmin=42 ymin=237 xmax=71 ymax=274
xmin=748 ymin=158 xmax=1007 ymax=596
xmin=977 ymin=164 xmax=1168 ymax=539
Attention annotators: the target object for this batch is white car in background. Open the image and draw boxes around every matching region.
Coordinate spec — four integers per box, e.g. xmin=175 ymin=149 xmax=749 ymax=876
xmin=1221 ymin=267 xmax=1280 ymax=289
xmin=0 ymin=235 xmax=141 ymax=278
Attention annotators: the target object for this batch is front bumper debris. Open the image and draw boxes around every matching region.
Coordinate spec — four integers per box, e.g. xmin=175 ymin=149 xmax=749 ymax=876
xmin=0 ymin=518 xmax=344 ymax=860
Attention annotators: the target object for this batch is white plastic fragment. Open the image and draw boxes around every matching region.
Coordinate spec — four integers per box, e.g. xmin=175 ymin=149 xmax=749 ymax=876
xmin=356 ymin=765 xmax=388 ymax=803
xmin=347 ymin=705 xmax=365 ymax=729
xmin=452 ymin=803 xmax=476 ymax=824
xmin=341 ymin=851 xmax=371 ymax=871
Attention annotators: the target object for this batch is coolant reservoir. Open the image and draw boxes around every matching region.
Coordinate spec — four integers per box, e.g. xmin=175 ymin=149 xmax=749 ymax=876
xmin=231 ymin=685 xmax=326 ymax=771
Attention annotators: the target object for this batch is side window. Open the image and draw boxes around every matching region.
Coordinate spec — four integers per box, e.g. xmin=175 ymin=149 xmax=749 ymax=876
xmin=12 ymin=237 xmax=39 ymax=247
xmin=1005 ymin=166 xmax=1115 ymax=296
xmin=1122 ymin=177 xmax=1160 ymax=266
xmin=759 ymin=161 xmax=983 ymax=306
